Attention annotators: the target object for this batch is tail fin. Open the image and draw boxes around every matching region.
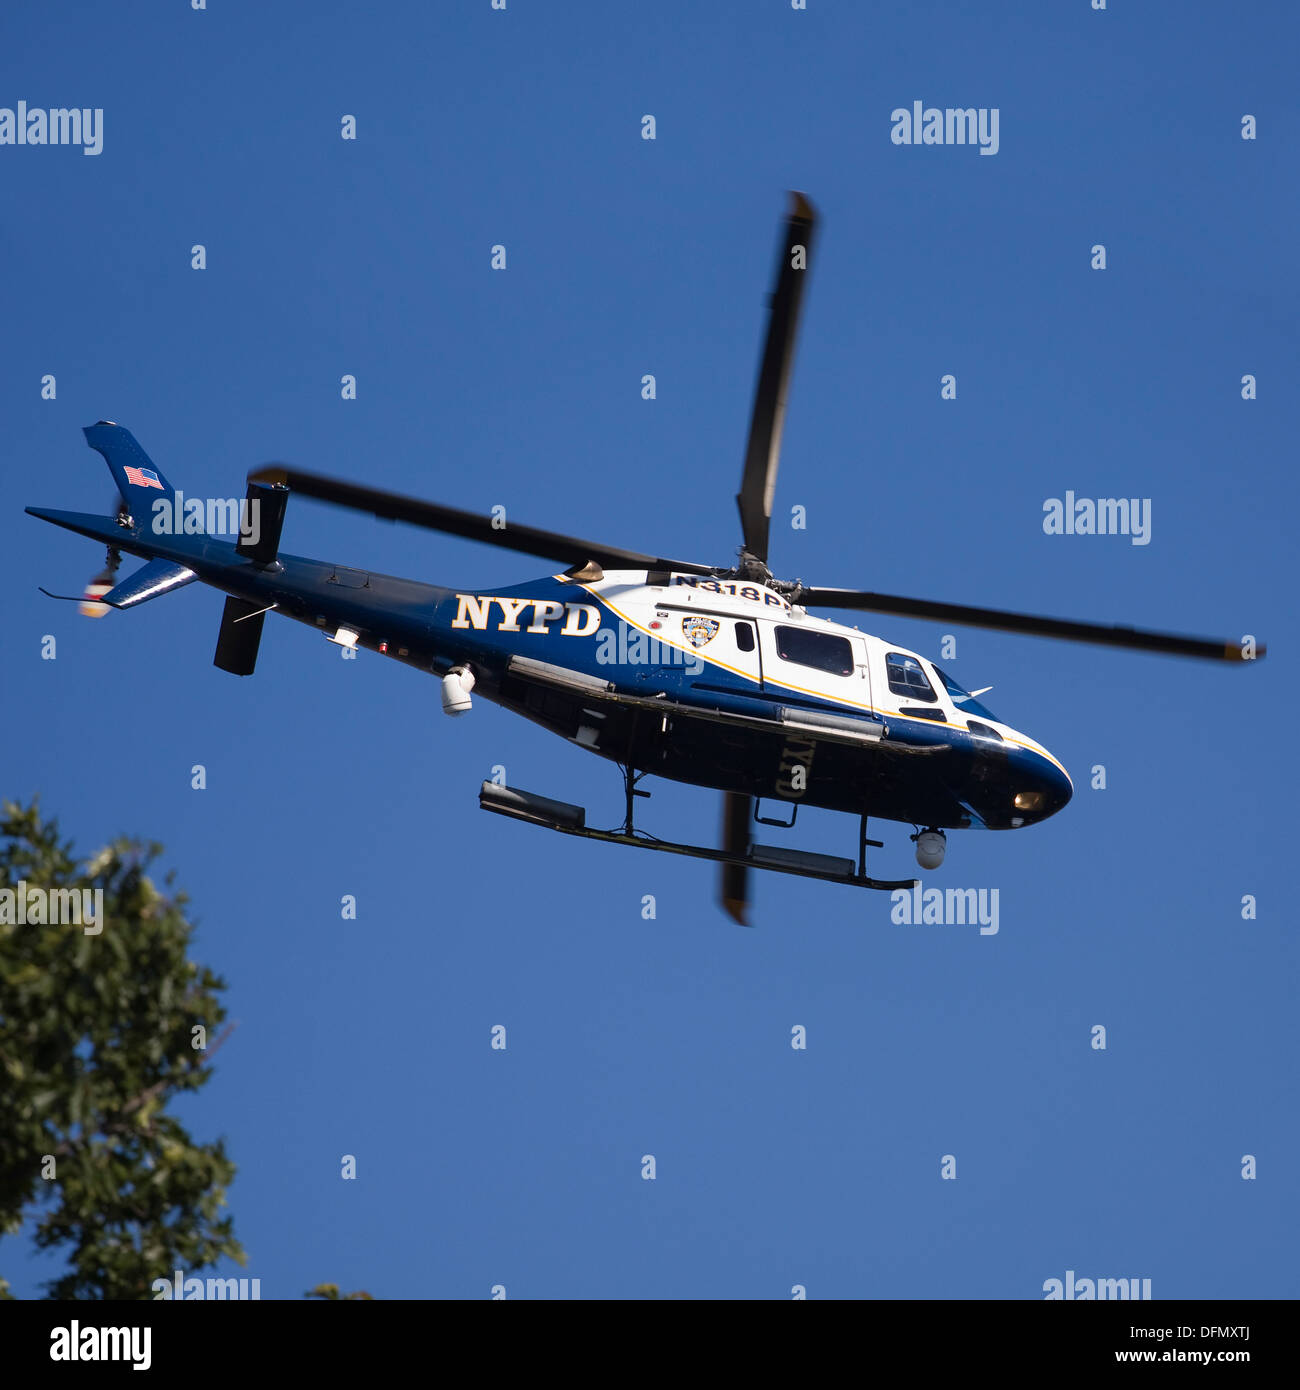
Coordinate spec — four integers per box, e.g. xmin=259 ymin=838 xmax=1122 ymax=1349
xmin=83 ymin=421 xmax=176 ymax=514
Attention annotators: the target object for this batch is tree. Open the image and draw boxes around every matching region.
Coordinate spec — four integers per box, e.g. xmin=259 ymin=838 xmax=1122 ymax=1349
xmin=0 ymin=798 xmax=243 ymax=1298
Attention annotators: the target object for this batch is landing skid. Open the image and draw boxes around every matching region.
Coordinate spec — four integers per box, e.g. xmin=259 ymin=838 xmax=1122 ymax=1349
xmin=479 ymin=780 xmax=919 ymax=893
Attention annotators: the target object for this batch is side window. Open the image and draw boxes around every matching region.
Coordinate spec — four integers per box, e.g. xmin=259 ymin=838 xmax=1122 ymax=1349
xmin=775 ymin=625 xmax=854 ymax=676
xmin=735 ymin=622 xmax=755 ymax=653
xmin=886 ymin=652 xmax=938 ymax=703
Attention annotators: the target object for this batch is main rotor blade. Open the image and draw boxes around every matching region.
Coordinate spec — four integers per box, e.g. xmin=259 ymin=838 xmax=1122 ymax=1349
xmin=720 ymin=792 xmax=754 ymax=926
xmin=800 ymin=588 xmax=1265 ymax=663
xmin=736 ymin=191 xmax=817 ymax=567
xmin=247 ymin=466 xmax=717 ymax=576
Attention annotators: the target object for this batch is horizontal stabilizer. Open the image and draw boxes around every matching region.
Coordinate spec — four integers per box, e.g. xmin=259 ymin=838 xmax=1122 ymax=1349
xmin=103 ymin=559 xmax=198 ymax=609
xmin=214 ymin=596 xmax=268 ymax=676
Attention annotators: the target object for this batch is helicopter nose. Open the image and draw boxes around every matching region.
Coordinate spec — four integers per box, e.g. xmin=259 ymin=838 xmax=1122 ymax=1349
xmin=1012 ymin=753 xmax=1072 ymax=824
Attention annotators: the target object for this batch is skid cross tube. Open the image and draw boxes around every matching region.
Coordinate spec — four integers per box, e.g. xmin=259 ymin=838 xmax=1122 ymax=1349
xmin=617 ymin=763 xmax=652 ymax=836
xmin=857 ymin=812 xmax=885 ymax=877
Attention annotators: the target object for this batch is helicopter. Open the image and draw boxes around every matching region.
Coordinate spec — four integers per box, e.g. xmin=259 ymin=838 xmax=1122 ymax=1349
xmin=27 ymin=192 xmax=1264 ymax=925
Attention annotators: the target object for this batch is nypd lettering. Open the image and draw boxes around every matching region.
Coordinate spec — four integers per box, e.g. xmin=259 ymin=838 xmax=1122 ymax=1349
xmin=451 ymin=594 xmax=601 ymax=636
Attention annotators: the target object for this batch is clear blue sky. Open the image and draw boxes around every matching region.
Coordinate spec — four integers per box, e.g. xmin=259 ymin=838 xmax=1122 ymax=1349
xmin=2 ymin=1 xmax=1295 ymax=1298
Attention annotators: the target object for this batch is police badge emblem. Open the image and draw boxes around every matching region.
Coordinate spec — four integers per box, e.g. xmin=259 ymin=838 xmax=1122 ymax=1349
xmin=682 ymin=615 xmax=719 ymax=649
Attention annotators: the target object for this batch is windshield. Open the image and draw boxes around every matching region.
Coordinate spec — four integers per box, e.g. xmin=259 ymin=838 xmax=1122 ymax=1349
xmin=933 ymin=666 xmax=1000 ymax=724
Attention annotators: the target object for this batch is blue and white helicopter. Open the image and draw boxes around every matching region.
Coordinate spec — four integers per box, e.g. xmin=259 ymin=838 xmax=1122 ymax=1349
xmin=28 ymin=193 xmax=1264 ymax=923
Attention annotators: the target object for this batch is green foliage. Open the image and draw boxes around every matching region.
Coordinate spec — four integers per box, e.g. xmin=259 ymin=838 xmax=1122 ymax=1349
xmin=306 ymin=1283 xmax=374 ymax=1300
xmin=0 ymin=797 xmax=243 ymax=1299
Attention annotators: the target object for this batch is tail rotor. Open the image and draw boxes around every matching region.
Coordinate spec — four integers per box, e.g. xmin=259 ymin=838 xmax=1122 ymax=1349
xmin=79 ymin=499 xmax=128 ymax=617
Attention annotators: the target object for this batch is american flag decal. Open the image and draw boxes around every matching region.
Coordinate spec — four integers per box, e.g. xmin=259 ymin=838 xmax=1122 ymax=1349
xmin=124 ymin=465 xmax=163 ymax=489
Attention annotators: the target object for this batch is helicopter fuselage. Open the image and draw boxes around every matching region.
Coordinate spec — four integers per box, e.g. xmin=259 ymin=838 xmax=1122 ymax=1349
xmin=29 ymin=504 xmax=1073 ymax=835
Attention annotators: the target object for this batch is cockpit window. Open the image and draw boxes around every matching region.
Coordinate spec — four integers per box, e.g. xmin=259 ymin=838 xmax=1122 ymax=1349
xmin=885 ymin=652 xmax=939 ymax=703
xmin=933 ymin=666 xmax=1000 ymax=723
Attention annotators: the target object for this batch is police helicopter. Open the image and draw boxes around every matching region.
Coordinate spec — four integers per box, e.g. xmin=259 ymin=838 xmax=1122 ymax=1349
xmin=28 ymin=192 xmax=1265 ymax=924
